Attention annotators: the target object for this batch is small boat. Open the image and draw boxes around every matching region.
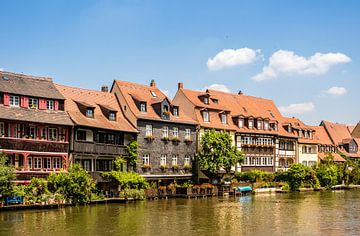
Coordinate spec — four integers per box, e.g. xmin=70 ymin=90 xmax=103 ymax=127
xmin=235 ymin=186 xmax=252 ymax=196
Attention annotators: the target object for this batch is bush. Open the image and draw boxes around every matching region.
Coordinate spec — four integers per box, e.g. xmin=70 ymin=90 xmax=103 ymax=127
xmin=0 ymin=153 xmax=15 ymax=197
xmin=119 ymin=189 xmax=145 ymax=200
xmin=287 ymin=164 xmax=320 ymax=191
xmin=235 ymin=170 xmax=274 ymax=183
xmin=315 ymin=162 xmax=341 ymax=189
xmin=103 ymin=171 xmax=149 ymax=190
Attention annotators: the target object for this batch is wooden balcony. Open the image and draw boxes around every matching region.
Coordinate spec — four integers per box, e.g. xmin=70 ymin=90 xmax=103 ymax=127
xmin=0 ymin=137 xmax=69 ymax=153
xmin=73 ymin=141 xmax=127 ymax=156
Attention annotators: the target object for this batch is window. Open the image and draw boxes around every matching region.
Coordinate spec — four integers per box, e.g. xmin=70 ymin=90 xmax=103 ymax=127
xmin=248 ymin=119 xmax=254 ymax=129
xmin=34 ymin=157 xmax=42 ymax=169
xmin=9 ymin=95 xmax=20 ymax=107
xmin=150 ymin=91 xmax=157 ymax=97
xmin=76 ymin=130 xmax=86 ymax=141
xmin=109 ymin=112 xmax=116 ymax=121
xmin=302 ymin=161 xmax=308 ymax=166
xmin=162 ymin=126 xmax=169 ymax=138
xmin=212 ymin=99 xmax=218 ymax=104
xmin=29 ymin=98 xmax=38 ymax=109
xmin=264 ymin=121 xmax=269 ymax=130
xmin=145 ymin=125 xmax=153 ymax=136
xmin=204 ymin=97 xmax=209 ymax=104
xmin=47 ymin=100 xmax=54 ymax=110
xmin=48 ymin=128 xmax=58 ymax=141
xmin=173 ymin=107 xmax=179 ymax=116
xmin=107 ymin=134 xmax=115 ymax=144
xmin=238 ymin=118 xmax=244 ymax=128
xmin=44 ymin=157 xmax=51 ymax=169
xmin=172 ymin=155 xmax=178 ymax=166
xmin=142 ymin=154 xmax=150 ymax=165
xmin=160 ymin=155 xmax=167 ymax=166
xmin=299 ymin=130 xmax=303 ymax=137
xmin=257 ymin=120 xmax=263 ymax=129
xmin=53 ymin=157 xmax=61 ymax=169
xmin=172 ymin=127 xmax=179 ymax=138
xmin=221 ymin=113 xmax=227 ymax=124
xmin=304 ymin=130 xmax=308 ymax=138
xmin=203 ymin=111 xmax=209 ymax=122
xmin=41 ymin=128 xmax=47 ymax=139
xmin=140 ymin=102 xmax=147 ymax=112
xmin=309 ymin=131 xmax=313 ymax=139
xmin=184 ymin=156 xmax=191 ymax=165
xmin=86 ymin=108 xmax=94 ymax=118
xmin=83 ymin=160 xmax=91 ymax=171
xmin=0 ymin=122 xmax=4 ymax=136
xmin=287 ymin=125 xmax=292 ymax=133
xmin=24 ymin=126 xmax=36 ymax=139
xmin=185 ymin=129 xmax=191 ymax=140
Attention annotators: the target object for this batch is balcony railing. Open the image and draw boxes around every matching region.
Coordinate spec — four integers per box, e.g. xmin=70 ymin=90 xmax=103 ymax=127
xmin=0 ymin=137 xmax=69 ymax=153
xmin=73 ymin=141 xmax=127 ymax=156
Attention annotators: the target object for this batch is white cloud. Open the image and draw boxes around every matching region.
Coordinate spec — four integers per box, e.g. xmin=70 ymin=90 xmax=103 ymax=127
xmin=207 ymin=48 xmax=261 ymax=71
xmin=252 ymin=50 xmax=351 ymax=81
xmin=203 ymin=84 xmax=231 ymax=93
xmin=0 ymin=68 xmax=3 ymax=71
xmin=279 ymin=102 xmax=315 ymax=114
xmin=325 ymin=86 xmax=347 ymax=96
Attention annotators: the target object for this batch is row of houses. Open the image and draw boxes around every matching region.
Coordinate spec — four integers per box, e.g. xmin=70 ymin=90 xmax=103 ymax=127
xmin=0 ymin=71 xmax=359 ymax=184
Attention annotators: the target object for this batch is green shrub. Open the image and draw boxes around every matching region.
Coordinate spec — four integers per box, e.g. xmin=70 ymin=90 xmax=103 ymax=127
xmin=235 ymin=170 xmax=274 ymax=183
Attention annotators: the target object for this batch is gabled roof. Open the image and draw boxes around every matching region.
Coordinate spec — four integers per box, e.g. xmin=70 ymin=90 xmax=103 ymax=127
xmin=0 ymin=71 xmax=64 ymax=100
xmin=318 ymin=152 xmax=346 ymax=162
xmin=55 ymin=84 xmax=137 ymax=133
xmin=113 ymin=80 xmax=196 ymax=125
xmin=310 ymin=126 xmax=333 ymax=145
xmin=321 ymin=120 xmax=353 ymax=145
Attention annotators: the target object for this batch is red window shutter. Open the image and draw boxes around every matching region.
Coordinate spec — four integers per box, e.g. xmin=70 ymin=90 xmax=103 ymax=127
xmin=3 ymin=94 xmax=10 ymax=106
xmin=20 ymin=96 xmax=29 ymax=108
xmin=54 ymin=100 xmax=59 ymax=110
xmin=39 ymin=99 xmax=46 ymax=110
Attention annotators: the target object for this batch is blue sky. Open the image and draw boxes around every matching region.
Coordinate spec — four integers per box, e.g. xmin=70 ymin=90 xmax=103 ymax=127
xmin=0 ymin=0 xmax=359 ymax=125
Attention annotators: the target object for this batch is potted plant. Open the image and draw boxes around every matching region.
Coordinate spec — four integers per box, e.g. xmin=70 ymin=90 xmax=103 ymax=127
xmin=184 ymin=138 xmax=193 ymax=144
xmin=160 ymin=164 xmax=167 ymax=172
xmin=172 ymin=164 xmax=179 ymax=171
xmin=171 ymin=137 xmax=180 ymax=143
xmin=183 ymin=164 xmax=192 ymax=172
xmin=145 ymin=135 xmax=154 ymax=141
xmin=142 ymin=164 xmax=151 ymax=172
xmin=161 ymin=136 xmax=170 ymax=142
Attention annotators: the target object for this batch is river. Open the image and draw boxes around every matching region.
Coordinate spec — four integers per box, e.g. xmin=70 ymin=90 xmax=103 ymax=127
xmin=1 ymin=190 xmax=360 ymax=236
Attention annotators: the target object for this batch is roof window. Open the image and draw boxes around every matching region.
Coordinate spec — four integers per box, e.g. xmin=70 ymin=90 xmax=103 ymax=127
xmin=151 ymin=91 xmax=157 ymax=97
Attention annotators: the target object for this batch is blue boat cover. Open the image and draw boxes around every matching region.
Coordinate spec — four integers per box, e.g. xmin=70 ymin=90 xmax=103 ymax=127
xmin=237 ymin=186 xmax=252 ymax=192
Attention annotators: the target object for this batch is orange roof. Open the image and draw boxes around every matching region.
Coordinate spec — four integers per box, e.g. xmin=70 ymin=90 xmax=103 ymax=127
xmin=318 ymin=152 xmax=346 ymax=162
xmin=310 ymin=126 xmax=333 ymax=145
xmin=113 ymin=80 xmax=197 ymax=125
xmin=55 ymin=84 xmax=137 ymax=133
xmin=321 ymin=120 xmax=353 ymax=145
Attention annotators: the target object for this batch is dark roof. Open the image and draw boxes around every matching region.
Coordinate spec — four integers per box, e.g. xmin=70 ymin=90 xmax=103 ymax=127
xmin=0 ymin=71 xmax=65 ymax=100
xmin=0 ymin=106 xmax=73 ymax=126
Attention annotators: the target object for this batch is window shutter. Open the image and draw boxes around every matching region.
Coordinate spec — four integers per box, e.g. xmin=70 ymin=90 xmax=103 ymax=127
xmin=3 ymin=94 xmax=10 ymax=106
xmin=54 ymin=100 xmax=59 ymax=110
xmin=39 ymin=99 xmax=46 ymax=110
xmin=20 ymin=96 xmax=29 ymax=108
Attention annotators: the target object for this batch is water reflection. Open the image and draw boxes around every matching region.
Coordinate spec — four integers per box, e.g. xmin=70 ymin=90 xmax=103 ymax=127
xmin=1 ymin=190 xmax=360 ymax=235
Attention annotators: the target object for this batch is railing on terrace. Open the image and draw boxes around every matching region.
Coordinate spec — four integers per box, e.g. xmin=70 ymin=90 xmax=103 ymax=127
xmin=73 ymin=141 xmax=127 ymax=155
xmin=0 ymin=137 xmax=69 ymax=153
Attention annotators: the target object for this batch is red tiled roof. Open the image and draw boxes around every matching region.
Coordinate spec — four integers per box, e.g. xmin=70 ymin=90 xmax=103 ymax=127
xmin=310 ymin=126 xmax=333 ymax=145
xmin=321 ymin=120 xmax=353 ymax=145
xmin=318 ymin=152 xmax=346 ymax=162
xmin=114 ymin=80 xmax=197 ymax=125
xmin=55 ymin=84 xmax=137 ymax=133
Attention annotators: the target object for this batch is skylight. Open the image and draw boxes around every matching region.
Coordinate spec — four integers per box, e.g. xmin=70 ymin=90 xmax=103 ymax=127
xmin=151 ymin=91 xmax=157 ymax=97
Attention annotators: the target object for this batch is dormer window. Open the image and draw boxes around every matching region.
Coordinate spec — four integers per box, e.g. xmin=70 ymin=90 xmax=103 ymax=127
xmin=264 ymin=121 xmax=269 ymax=130
xmin=221 ymin=113 xmax=227 ymax=124
xmin=150 ymin=91 xmax=157 ymax=97
xmin=248 ymin=119 xmax=254 ymax=129
xmin=86 ymin=108 xmax=94 ymax=118
xmin=309 ymin=131 xmax=313 ymax=139
xmin=9 ymin=95 xmax=20 ymax=107
xmin=212 ymin=99 xmax=218 ymax=104
xmin=287 ymin=125 xmax=292 ymax=133
xmin=109 ymin=112 xmax=116 ymax=121
xmin=29 ymin=98 xmax=38 ymax=109
xmin=299 ymin=130 xmax=303 ymax=137
xmin=173 ymin=107 xmax=179 ymax=117
xmin=204 ymin=97 xmax=209 ymax=104
xmin=203 ymin=110 xmax=209 ymax=122
xmin=304 ymin=130 xmax=308 ymax=138
xmin=238 ymin=118 xmax=244 ymax=128
xmin=257 ymin=120 xmax=263 ymax=130
xmin=140 ymin=102 xmax=147 ymax=112
xmin=47 ymin=100 xmax=54 ymax=110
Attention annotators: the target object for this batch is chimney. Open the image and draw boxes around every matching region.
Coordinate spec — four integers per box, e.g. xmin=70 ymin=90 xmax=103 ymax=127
xmin=101 ymin=85 xmax=109 ymax=92
xmin=178 ymin=82 xmax=183 ymax=89
xmin=150 ymin=79 xmax=156 ymax=87
xmin=238 ymin=90 xmax=243 ymax=95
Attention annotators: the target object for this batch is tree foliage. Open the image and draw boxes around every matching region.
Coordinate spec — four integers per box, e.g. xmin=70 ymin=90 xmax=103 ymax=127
xmin=0 ymin=153 xmax=15 ymax=196
xmin=235 ymin=169 xmax=274 ymax=183
xmin=47 ymin=164 xmax=96 ymax=204
xmin=197 ymin=130 xmax=244 ymax=177
xmin=103 ymin=171 xmax=149 ymax=190
xmin=287 ymin=164 xmax=320 ymax=191
xmin=126 ymin=140 xmax=139 ymax=166
xmin=314 ymin=153 xmax=342 ymax=189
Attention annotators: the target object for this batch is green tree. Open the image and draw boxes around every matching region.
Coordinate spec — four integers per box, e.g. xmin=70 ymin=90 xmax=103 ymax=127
xmin=103 ymin=171 xmax=149 ymax=190
xmin=197 ymin=130 xmax=244 ymax=179
xmin=0 ymin=153 xmax=15 ymax=197
xmin=287 ymin=164 xmax=319 ymax=191
xmin=315 ymin=153 xmax=341 ymax=189
xmin=47 ymin=164 xmax=96 ymax=204
xmin=126 ymin=140 xmax=138 ymax=169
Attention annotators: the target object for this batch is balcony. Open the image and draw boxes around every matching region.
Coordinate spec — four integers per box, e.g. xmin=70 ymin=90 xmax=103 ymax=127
xmin=0 ymin=137 xmax=69 ymax=153
xmin=73 ymin=141 xmax=127 ymax=156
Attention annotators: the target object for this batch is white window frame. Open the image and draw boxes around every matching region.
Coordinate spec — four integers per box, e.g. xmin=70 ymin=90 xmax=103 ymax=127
xmin=184 ymin=156 xmax=191 ymax=165
xmin=172 ymin=155 xmax=178 ymax=166
xmin=257 ymin=120 xmax=263 ymax=130
xmin=48 ymin=128 xmax=58 ymax=141
xmin=204 ymin=97 xmax=209 ymax=104
xmin=53 ymin=157 xmax=61 ymax=169
xmin=142 ymin=154 xmax=150 ymax=165
xmin=145 ymin=125 xmax=153 ymax=137
xmin=172 ymin=127 xmax=179 ymax=138
xmin=162 ymin=126 xmax=169 ymax=138
xmin=9 ymin=95 xmax=20 ymax=107
xmin=238 ymin=118 xmax=244 ymax=128
xmin=29 ymin=98 xmax=38 ymax=109
xmin=173 ymin=107 xmax=178 ymax=116
xmin=160 ymin=155 xmax=167 ymax=166
xmin=185 ymin=129 xmax=191 ymax=140
xmin=248 ymin=119 xmax=254 ymax=129
xmin=34 ymin=157 xmax=42 ymax=169
xmin=203 ymin=111 xmax=209 ymax=122
xmin=83 ymin=160 xmax=91 ymax=171
xmin=109 ymin=112 xmax=116 ymax=121
xmin=264 ymin=121 xmax=269 ymax=130
xmin=47 ymin=100 xmax=54 ymax=110
xmin=140 ymin=103 xmax=146 ymax=112
xmin=221 ymin=113 xmax=227 ymax=124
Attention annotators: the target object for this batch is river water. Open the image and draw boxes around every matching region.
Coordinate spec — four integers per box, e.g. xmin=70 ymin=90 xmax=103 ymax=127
xmin=1 ymin=190 xmax=359 ymax=236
